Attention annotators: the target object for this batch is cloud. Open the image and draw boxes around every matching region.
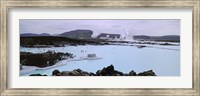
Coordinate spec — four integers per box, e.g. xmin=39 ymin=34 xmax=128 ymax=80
xmin=20 ymin=19 xmax=180 ymax=36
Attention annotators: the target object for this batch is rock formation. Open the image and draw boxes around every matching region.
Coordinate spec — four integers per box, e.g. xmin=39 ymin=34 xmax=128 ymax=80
xmin=20 ymin=51 xmax=74 ymax=68
xmin=50 ymin=65 xmax=156 ymax=76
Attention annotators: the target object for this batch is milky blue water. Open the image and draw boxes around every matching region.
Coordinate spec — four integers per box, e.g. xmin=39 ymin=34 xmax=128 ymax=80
xmin=20 ymin=44 xmax=180 ymax=76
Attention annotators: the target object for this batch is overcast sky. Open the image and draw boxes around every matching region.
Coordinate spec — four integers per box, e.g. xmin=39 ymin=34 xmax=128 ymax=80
xmin=20 ymin=19 xmax=180 ymax=37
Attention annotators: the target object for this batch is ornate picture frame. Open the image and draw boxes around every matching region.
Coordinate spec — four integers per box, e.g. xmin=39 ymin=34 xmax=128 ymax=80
xmin=0 ymin=0 xmax=199 ymax=96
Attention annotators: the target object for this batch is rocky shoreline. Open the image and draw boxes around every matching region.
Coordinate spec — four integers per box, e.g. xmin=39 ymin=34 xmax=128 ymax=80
xmin=20 ymin=36 xmax=179 ymax=48
xmin=29 ymin=65 xmax=156 ymax=76
xmin=20 ymin=51 xmax=74 ymax=68
xmin=20 ymin=36 xmax=104 ymax=47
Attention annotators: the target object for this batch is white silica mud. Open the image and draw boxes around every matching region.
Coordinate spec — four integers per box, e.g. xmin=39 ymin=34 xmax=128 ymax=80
xmin=20 ymin=44 xmax=180 ymax=76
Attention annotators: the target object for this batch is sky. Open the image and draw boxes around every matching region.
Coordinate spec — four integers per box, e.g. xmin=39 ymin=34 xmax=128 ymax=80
xmin=20 ymin=19 xmax=180 ymax=37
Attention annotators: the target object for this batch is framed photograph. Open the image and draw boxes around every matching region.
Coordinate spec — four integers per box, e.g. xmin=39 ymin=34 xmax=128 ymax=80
xmin=1 ymin=0 xmax=200 ymax=96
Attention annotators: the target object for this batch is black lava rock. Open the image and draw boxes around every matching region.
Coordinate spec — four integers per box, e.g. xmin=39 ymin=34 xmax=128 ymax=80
xmin=137 ymin=70 xmax=156 ymax=76
xmin=29 ymin=74 xmax=47 ymax=76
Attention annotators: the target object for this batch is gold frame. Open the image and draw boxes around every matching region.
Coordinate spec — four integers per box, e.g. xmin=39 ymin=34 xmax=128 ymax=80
xmin=0 ymin=0 xmax=200 ymax=96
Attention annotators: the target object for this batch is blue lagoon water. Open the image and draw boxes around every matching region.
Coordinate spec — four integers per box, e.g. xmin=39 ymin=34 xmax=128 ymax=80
xmin=20 ymin=45 xmax=180 ymax=76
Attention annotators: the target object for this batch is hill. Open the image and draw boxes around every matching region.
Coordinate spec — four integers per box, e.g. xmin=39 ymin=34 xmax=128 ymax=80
xmin=133 ymin=35 xmax=180 ymax=42
xmin=59 ymin=29 xmax=93 ymax=39
xmin=21 ymin=33 xmax=51 ymax=37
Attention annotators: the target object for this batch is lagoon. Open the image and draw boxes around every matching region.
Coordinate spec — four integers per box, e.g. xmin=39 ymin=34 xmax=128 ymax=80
xmin=20 ymin=44 xmax=180 ymax=76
